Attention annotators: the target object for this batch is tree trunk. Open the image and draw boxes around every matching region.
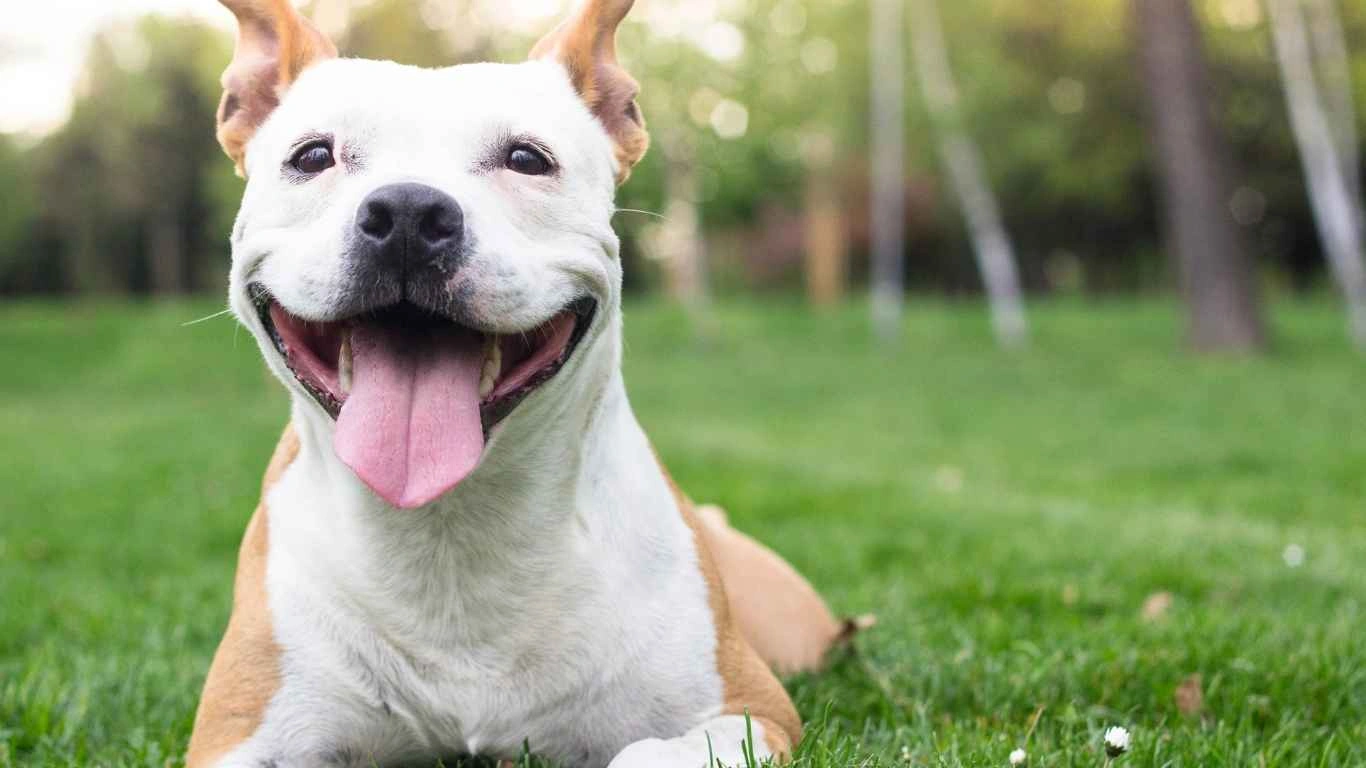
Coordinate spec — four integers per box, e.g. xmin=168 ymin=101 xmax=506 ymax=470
xmin=1304 ymin=0 xmax=1362 ymax=211
xmin=148 ymin=207 xmax=186 ymax=296
xmin=869 ymin=0 xmax=906 ymax=341
xmin=1267 ymin=0 xmax=1366 ymax=348
xmin=909 ymin=0 xmax=1028 ymax=348
xmin=70 ymin=223 xmax=118 ymax=294
xmin=804 ymin=154 xmax=848 ymax=307
xmin=658 ymin=131 xmax=709 ymax=309
xmin=1134 ymin=0 xmax=1267 ymax=352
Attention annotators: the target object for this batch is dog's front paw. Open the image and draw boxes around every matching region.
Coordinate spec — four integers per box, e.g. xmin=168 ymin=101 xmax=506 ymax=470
xmin=607 ymin=737 xmax=703 ymax=768
xmin=607 ymin=715 xmax=774 ymax=768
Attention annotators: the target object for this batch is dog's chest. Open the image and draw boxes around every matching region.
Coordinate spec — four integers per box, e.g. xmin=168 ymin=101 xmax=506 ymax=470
xmin=326 ymin=619 xmax=720 ymax=766
xmin=257 ymin=454 xmax=724 ymax=766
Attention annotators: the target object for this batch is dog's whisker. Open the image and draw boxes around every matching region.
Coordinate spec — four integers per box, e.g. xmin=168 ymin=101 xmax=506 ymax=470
xmin=614 ymin=208 xmax=667 ymax=221
xmin=181 ymin=308 xmax=235 ymax=327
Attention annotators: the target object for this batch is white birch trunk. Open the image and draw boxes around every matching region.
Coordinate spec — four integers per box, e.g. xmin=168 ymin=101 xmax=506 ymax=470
xmin=870 ymin=0 xmax=906 ymax=341
xmin=909 ymin=0 xmax=1028 ymax=348
xmin=654 ymin=129 xmax=712 ymax=346
xmin=1267 ymin=0 xmax=1366 ymax=348
xmin=1304 ymin=0 xmax=1362 ymax=212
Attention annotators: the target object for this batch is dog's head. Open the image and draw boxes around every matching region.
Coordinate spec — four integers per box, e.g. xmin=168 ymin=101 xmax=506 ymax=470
xmin=217 ymin=0 xmax=648 ymax=509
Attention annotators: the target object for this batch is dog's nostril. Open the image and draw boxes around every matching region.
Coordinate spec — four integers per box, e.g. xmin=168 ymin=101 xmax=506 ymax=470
xmin=354 ymin=183 xmax=462 ymax=256
xmin=419 ymin=203 xmax=461 ymax=245
xmin=360 ymin=201 xmax=395 ymax=240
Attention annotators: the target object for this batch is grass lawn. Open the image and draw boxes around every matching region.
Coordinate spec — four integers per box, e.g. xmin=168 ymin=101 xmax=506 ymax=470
xmin=2 ymin=298 xmax=1364 ymax=767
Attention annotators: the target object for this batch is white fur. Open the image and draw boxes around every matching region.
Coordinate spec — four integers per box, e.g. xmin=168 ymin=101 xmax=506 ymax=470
xmin=229 ymin=59 xmax=619 ymax=337
xmin=608 ymin=716 xmax=770 ymax=768
xmin=216 ymin=57 xmax=772 ymax=767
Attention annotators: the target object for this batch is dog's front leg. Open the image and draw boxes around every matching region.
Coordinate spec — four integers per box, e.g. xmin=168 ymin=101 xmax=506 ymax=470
xmin=604 ymin=600 xmax=800 ymax=768
xmin=189 ymin=430 xmax=301 ymax=768
xmin=606 ymin=492 xmax=804 ymax=767
xmin=608 ymin=713 xmax=791 ymax=768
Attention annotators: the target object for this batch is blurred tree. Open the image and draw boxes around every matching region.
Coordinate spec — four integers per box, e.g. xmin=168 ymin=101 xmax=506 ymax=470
xmin=32 ymin=16 xmax=232 ymax=295
xmin=1304 ymin=0 xmax=1361 ymax=204
xmin=618 ymin=0 xmax=870 ymax=298
xmin=1 ymin=0 xmax=1362 ymax=312
xmin=910 ymin=0 xmax=1028 ymax=347
xmin=803 ymin=139 xmax=848 ymax=307
xmin=870 ymin=0 xmax=908 ymax=338
xmin=0 ymin=135 xmax=45 ymax=292
xmin=1268 ymin=0 xmax=1366 ymax=348
xmin=1135 ymin=0 xmax=1267 ymax=352
xmin=970 ymin=0 xmax=1156 ymax=294
xmin=329 ymin=0 xmax=475 ymax=65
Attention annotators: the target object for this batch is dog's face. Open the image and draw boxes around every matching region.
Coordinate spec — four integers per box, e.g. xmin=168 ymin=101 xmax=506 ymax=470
xmin=218 ymin=0 xmax=647 ymax=509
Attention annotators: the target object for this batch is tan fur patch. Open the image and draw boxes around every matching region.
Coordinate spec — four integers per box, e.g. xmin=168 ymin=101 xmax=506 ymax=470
xmin=529 ymin=0 xmax=649 ymax=185
xmin=693 ymin=504 xmax=849 ymax=676
xmin=186 ymin=425 xmax=299 ymax=767
xmin=661 ymin=469 xmax=803 ymax=757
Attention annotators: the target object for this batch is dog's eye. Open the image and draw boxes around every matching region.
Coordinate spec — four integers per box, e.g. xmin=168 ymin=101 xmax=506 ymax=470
xmin=506 ymin=145 xmax=553 ymax=176
xmin=291 ymin=142 xmax=335 ymax=175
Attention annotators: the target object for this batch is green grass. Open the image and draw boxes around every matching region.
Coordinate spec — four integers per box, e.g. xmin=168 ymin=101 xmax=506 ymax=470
xmin=2 ymin=298 xmax=1364 ymax=767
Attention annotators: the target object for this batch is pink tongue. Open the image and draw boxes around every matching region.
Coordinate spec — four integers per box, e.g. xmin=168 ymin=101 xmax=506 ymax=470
xmin=335 ymin=322 xmax=486 ymax=509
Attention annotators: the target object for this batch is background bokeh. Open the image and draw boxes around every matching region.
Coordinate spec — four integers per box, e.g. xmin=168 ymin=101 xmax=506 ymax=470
xmin=1 ymin=0 xmax=1363 ymax=319
xmin=4 ymin=1 xmax=1366 ymax=765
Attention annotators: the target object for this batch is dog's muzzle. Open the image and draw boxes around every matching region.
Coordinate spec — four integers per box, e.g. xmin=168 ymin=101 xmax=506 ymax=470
xmin=246 ymin=182 xmax=601 ymax=509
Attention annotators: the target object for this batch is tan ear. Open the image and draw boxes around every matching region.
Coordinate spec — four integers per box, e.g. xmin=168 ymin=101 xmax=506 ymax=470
xmin=531 ymin=0 xmax=648 ymax=185
xmin=217 ymin=0 xmax=337 ymax=176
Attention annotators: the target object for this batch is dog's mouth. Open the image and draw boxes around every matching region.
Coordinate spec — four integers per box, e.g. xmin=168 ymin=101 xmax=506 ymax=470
xmin=250 ymin=285 xmax=596 ymax=508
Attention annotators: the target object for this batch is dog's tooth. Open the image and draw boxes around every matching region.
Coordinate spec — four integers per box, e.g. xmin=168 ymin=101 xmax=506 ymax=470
xmin=339 ymin=331 xmax=353 ymax=396
xmin=479 ymin=337 xmax=501 ymax=400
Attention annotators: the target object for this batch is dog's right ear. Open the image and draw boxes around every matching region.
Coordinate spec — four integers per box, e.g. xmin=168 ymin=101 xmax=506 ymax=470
xmin=216 ymin=0 xmax=337 ymax=177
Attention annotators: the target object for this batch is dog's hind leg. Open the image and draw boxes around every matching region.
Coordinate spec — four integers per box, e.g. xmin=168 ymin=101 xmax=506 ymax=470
xmin=652 ymin=453 xmax=869 ymax=676
xmin=693 ymin=504 xmax=872 ymax=675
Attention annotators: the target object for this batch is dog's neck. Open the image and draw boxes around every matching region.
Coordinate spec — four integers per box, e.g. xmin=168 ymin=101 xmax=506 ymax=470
xmin=270 ymin=320 xmax=676 ymax=648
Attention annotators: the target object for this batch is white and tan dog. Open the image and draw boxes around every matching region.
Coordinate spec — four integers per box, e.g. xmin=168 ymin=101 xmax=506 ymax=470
xmin=188 ymin=2 xmax=864 ymax=766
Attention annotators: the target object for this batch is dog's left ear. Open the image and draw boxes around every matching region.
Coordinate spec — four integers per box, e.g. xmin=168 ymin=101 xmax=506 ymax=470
xmin=216 ymin=0 xmax=338 ymax=177
xmin=531 ymin=0 xmax=648 ymax=185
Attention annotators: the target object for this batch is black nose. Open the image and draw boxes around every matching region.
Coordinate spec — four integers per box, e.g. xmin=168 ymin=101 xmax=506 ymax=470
xmin=354 ymin=182 xmax=464 ymax=272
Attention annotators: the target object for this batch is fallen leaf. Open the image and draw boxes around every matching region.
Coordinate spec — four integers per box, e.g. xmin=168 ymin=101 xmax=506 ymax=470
xmin=1175 ymin=673 xmax=1204 ymax=716
xmin=1142 ymin=591 xmax=1174 ymax=622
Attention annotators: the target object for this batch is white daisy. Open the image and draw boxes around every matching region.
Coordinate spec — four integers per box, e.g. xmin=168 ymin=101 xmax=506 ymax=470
xmin=1009 ymin=747 xmax=1027 ymax=765
xmin=1282 ymin=543 xmax=1306 ymax=568
xmin=1104 ymin=725 xmax=1131 ymax=758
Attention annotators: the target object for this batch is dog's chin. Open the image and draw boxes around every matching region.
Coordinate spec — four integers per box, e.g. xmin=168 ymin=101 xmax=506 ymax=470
xmin=247 ymin=284 xmax=597 ymax=508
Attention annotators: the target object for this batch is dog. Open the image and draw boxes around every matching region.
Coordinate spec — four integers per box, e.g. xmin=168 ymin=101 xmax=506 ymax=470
xmin=187 ymin=1 xmax=865 ymax=766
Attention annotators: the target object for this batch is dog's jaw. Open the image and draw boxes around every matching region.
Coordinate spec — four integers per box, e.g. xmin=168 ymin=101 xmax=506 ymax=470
xmin=248 ymin=287 xmax=598 ymax=428
xmin=247 ymin=286 xmax=606 ymax=509
xmin=278 ymin=303 xmax=623 ymax=514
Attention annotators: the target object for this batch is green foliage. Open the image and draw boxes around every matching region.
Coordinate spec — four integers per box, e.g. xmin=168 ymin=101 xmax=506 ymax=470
xmin=2 ymin=1 xmax=1366 ymax=295
xmin=2 ymin=299 xmax=1364 ymax=766
xmin=0 ymin=135 xmax=39 ymax=291
xmin=16 ymin=16 xmax=232 ymax=295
